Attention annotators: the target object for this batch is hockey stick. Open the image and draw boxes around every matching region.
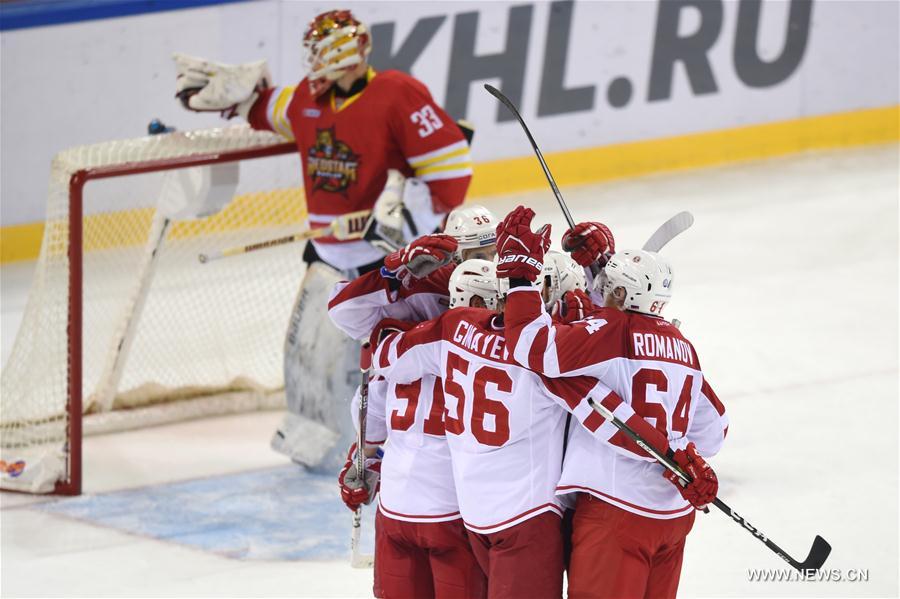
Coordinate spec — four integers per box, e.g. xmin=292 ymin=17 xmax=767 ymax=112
xmin=587 ymin=397 xmax=832 ymax=572
xmin=484 ymin=84 xmax=576 ymax=230
xmin=350 ymin=343 xmax=375 ymax=569
xmin=198 ymin=209 xmax=371 ymax=263
xmin=483 ymin=84 xmax=610 ymax=282
xmin=643 ymin=211 xmax=694 ymax=252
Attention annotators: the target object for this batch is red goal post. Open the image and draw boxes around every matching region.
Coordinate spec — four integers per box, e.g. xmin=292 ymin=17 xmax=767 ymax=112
xmin=1 ymin=126 xmax=303 ymax=494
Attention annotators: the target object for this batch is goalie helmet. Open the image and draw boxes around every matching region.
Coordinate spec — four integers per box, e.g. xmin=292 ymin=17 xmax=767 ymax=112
xmin=449 ymin=259 xmax=500 ymax=310
xmin=541 ymin=251 xmax=587 ymax=308
xmin=444 ymin=205 xmax=497 ymax=261
xmin=602 ymin=250 xmax=674 ymax=316
xmin=303 ymin=10 xmax=372 ymax=97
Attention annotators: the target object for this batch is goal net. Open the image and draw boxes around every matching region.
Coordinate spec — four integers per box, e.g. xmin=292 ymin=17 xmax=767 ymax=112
xmin=1 ymin=125 xmax=306 ymax=494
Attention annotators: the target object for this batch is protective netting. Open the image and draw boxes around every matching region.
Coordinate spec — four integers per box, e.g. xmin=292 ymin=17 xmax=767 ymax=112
xmin=1 ymin=126 xmax=306 ymax=493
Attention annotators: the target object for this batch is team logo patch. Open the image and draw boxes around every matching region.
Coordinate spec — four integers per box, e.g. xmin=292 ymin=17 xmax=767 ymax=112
xmin=307 ymin=127 xmax=360 ymax=194
xmin=0 ymin=459 xmax=26 ymax=478
xmin=302 ymin=108 xmax=322 ymax=118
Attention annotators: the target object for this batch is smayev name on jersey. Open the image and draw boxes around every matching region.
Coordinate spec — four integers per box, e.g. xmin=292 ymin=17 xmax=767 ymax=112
xmin=451 ymin=320 xmax=508 ymax=361
xmin=632 ymin=332 xmax=695 ymax=367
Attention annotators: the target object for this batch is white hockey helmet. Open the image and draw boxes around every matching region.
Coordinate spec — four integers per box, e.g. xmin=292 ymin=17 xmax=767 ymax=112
xmin=302 ymin=10 xmax=372 ymax=97
xmin=602 ymin=249 xmax=674 ymax=316
xmin=449 ymin=259 xmax=500 ymax=310
xmin=444 ymin=204 xmax=497 ymax=261
xmin=541 ymin=251 xmax=587 ymax=308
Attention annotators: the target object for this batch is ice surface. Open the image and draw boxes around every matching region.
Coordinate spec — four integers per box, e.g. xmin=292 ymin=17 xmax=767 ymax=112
xmin=36 ymin=466 xmax=376 ymax=561
xmin=2 ymin=144 xmax=898 ymax=597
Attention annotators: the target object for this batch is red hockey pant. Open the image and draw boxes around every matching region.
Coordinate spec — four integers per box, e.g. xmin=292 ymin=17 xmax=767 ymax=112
xmin=375 ymin=510 xmax=486 ymax=599
xmin=466 ymin=511 xmax=564 ymax=599
xmin=567 ymin=494 xmax=695 ymax=599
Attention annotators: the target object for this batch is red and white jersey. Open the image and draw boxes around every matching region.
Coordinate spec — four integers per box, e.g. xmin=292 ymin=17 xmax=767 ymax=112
xmin=352 ymin=375 xmax=460 ymax=523
xmin=327 ymin=265 xmax=452 ymax=340
xmin=248 ymin=69 xmax=471 ymax=270
xmin=335 ymin=266 xmax=458 ymax=522
xmin=372 ymin=307 xmax=629 ymax=534
xmin=504 ymin=287 xmax=729 ymax=519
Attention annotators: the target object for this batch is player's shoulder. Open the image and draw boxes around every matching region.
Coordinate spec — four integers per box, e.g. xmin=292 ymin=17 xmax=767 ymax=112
xmin=371 ymin=69 xmax=433 ymax=99
xmin=400 ymin=264 xmax=454 ymax=299
xmin=627 ymin=311 xmax=688 ymax=342
xmin=626 ymin=312 xmax=702 ymax=369
xmin=441 ymin=306 xmax=499 ymax=331
xmin=285 ymin=78 xmax=319 ymax=108
xmin=580 ymin=306 xmax=630 ymax=333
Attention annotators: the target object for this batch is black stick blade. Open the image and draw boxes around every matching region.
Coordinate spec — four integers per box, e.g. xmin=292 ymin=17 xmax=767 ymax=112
xmin=484 ymin=84 xmax=518 ymax=117
xmin=795 ymin=535 xmax=832 ymax=572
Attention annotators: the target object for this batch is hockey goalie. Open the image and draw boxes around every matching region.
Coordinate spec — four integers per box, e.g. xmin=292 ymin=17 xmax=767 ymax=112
xmin=173 ymin=9 xmax=472 ymax=468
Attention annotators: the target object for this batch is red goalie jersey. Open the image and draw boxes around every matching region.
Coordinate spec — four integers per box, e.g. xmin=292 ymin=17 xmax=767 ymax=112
xmin=248 ymin=69 xmax=472 ymax=270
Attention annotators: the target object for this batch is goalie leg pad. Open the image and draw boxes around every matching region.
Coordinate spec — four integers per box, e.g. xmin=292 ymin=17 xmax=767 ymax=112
xmin=277 ymin=262 xmax=359 ymax=470
xmin=270 ymin=411 xmax=340 ymax=467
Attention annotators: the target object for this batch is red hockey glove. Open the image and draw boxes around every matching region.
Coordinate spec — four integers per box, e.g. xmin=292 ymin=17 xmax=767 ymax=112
xmin=663 ymin=442 xmax=718 ymax=511
xmin=338 ymin=443 xmax=382 ymax=511
xmin=383 ymin=234 xmax=458 ymax=287
xmin=369 ymin=318 xmax=415 ymax=353
xmin=554 ymin=289 xmax=597 ymax=323
xmin=561 ymin=222 xmax=615 ymax=267
xmin=495 ymin=206 xmax=551 ymax=282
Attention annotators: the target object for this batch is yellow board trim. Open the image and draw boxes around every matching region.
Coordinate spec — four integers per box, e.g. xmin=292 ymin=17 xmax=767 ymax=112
xmin=468 ymin=104 xmax=899 ymax=198
xmin=3 ymin=105 xmax=897 ymax=264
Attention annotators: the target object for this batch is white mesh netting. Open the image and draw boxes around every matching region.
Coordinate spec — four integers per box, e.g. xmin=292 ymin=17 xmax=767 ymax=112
xmin=1 ymin=126 xmax=306 ymax=493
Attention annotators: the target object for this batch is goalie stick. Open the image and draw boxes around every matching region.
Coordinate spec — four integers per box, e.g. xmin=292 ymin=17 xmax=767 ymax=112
xmin=350 ymin=343 xmax=375 ymax=569
xmin=198 ymin=209 xmax=371 ymax=264
xmin=587 ymin=397 xmax=832 ymax=573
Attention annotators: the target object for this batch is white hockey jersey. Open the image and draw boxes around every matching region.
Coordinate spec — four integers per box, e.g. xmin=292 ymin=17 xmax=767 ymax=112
xmin=332 ymin=267 xmax=459 ymax=522
xmin=327 ymin=264 xmax=452 ymax=340
xmin=351 ymin=375 xmax=460 ymax=522
xmin=371 ymin=306 xmax=647 ymax=534
xmin=504 ymin=287 xmax=729 ymax=519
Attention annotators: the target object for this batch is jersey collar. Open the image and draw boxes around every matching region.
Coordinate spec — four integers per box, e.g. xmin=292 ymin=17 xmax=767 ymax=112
xmin=330 ymin=67 xmax=377 ymax=113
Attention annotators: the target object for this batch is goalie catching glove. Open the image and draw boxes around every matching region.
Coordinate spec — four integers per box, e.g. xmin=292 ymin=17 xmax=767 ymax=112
xmin=363 ymin=170 xmax=444 ymax=254
xmin=338 ymin=443 xmax=382 ymax=511
xmin=173 ymin=53 xmax=271 ymax=120
xmin=382 ymin=234 xmax=458 ymax=288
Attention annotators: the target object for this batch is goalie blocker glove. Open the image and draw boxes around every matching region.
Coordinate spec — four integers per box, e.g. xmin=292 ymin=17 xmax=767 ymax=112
xmin=363 ymin=170 xmax=445 ymax=254
xmin=663 ymin=442 xmax=719 ymax=511
xmin=173 ymin=53 xmax=271 ymax=120
xmin=495 ymin=205 xmax=551 ymax=282
xmin=382 ymin=234 xmax=458 ymax=288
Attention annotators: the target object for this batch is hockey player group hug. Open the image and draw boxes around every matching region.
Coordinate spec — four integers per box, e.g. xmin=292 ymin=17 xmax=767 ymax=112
xmin=330 ymin=204 xmax=728 ymax=599
xmin=174 ymin=9 xmax=727 ymax=598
